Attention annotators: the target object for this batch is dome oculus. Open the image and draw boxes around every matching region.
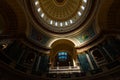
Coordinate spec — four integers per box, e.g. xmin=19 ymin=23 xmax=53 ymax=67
xmin=54 ymin=0 xmax=66 ymax=5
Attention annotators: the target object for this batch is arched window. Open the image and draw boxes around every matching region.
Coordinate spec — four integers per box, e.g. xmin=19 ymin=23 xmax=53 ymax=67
xmin=58 ymin=52 xmax=68 ymax=61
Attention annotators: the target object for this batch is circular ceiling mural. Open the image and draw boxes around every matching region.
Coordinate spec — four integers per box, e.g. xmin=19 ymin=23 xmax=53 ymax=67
xmin=31 ymin=0 xmax=92 ymax=33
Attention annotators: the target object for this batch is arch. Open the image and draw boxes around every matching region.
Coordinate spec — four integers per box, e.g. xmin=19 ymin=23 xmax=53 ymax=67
xmin=51 ymin=39 xmax=75 ymax=47
xmin=91 ymin=48 xmax=106 ymax=66
xmin=50 ymin=39 xmax=77 ymax=67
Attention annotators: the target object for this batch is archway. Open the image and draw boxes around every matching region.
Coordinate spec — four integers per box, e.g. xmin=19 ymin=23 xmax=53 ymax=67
xmin=50 ymin=39 xmax=77 ymax=67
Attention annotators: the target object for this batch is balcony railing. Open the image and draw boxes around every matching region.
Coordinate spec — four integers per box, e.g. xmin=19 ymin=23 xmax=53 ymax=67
xmin=49 ymin=66 xmax=81 ymax=73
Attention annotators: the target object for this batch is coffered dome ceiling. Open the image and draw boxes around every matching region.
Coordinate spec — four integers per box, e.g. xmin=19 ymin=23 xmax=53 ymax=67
xmin=39 ymin=0 xmax=82 ymax=21
xmin=31 ymin=0 xmax=93 ymax=33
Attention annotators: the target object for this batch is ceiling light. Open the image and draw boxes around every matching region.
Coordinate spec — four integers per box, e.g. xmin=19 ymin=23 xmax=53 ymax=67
xmin=35 ymin=1 xmax=39 ymax=5
xmin=60 ymin=23 xmax=63 ymax=27
xmin=81 ymin=6 xmax=85 ymax=10
xmin=65 ymin=22 xmax=68 ymax=26
xmin=78 ymin=11 xmax=82 ymax=16
xmin=55 ymin=22 xmax=58 ymax=26
xmin=83 ymin=0 xmax=87 ymax=3
xmin=41 ymin=13 xmax=44 ymax=18
xmin=70 ymin=20 xmax=73 ymax=24
xmin=50 ymin=20 xmax=53 ymax=24
xmin=37 ymin=8 xmax=41 ymax=12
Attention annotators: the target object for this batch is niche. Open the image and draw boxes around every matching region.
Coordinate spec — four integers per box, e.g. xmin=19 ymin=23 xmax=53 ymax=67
xmin=91 ymin=49 xmax=107 ymax=66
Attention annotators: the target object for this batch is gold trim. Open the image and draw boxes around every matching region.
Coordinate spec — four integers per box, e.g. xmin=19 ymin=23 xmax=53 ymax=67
xmin=53 ymin=0 xmax=67 ymax=7
xmin=39 ymin=0 xmax=82 ymax=21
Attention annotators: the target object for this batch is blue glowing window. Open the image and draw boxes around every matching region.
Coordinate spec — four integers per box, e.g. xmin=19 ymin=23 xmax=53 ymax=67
xmin=58 ymin=52 xmax=67 ymax=61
